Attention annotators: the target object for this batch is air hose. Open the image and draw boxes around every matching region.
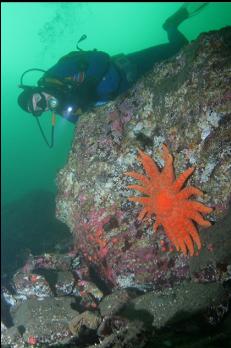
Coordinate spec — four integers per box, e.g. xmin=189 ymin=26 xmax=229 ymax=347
xmin=35 ymin=111 xmax=56 ymax=148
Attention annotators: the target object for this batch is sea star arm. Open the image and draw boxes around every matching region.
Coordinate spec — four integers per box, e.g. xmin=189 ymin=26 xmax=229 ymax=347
xmin=127 ymin=184 xmax=150 ymax=195
xmin=185 ymin=201 xmax=213 ymax=214
xmin=138 ymin=207 xmax=149 ymax=220
xmin=177 ymin=186 xmax=204 ymax=200
xmin=161 ymin=144 xmax=175 ymax=184
xmin=183 ymin=234 xmax=194 ymax=256
xmin=178 ymin=237 xmax=187 ymax=255
xmin=164 ymin=223 xmax=180 ymax=251
xmin=124 ymin=171 xmax=150 ymax=185
xmin=128 ymin=196 xmax=152 ymax=206
xmin=153 ymin=217 xmax=161 ymax=232
xmin=188 ymin=211 xmax=212 ymax=227
xmin=173 ymin=167 xmax=195 ymax=192
xmin=137 ymin=149 xmax=160 ymax=179
xmin=184 ymin=219 xmax=202 ymax=251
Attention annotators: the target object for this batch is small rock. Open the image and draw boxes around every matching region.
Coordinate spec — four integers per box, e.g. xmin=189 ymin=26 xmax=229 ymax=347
xmin=68 ymin=310 xmax=101 ymax=336
xmin=55 ymin=271 xmax=75 ymax=296
xmin=13 ymin=272 xmax=53 ymax=299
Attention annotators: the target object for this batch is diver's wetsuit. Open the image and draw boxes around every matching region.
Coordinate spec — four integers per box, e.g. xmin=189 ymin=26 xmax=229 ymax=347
xmin=18 ymin=3 xmax=209 ymax=123
xmin=32 ymin=26 xmax=188 ymax=123
xmin=126 ymin=26 xmax=188 ymax=80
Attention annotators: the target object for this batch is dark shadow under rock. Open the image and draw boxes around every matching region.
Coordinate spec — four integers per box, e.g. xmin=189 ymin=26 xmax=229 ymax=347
xmin=1 ymin=190 xmax=72 ymax=275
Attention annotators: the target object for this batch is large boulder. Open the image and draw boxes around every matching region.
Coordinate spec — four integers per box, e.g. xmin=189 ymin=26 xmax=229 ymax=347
xmin=56 ymin=27 xmax=231 ymax=290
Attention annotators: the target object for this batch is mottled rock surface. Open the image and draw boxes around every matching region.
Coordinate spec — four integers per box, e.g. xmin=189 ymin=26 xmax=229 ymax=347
xmin=119 ymin=281 xmax=226 ymax=329
xmin=1 ymin=297 xmax=77 ymax=346
xmin=69 ymin=310 xmax=101 ymax=336
xmin=56 ymin=27 xmax=231 ymax=290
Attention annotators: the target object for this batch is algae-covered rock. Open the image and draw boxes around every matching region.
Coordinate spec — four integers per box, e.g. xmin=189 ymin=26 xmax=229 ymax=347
xmin=56 ymin=27 xmax=231 ymax=290
xmin=69 ymin=310 xmax=101 ymax=336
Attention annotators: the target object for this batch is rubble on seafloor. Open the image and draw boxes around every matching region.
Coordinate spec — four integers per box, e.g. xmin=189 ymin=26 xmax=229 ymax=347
xmin=1 ymin=250 xmax=231 ymax=347
xmin=2 ymin=27 xmax=231 ymax=347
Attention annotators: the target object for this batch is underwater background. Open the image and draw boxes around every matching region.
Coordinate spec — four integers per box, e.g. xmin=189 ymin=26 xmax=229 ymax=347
xmin=1 ymin=4 xmax=231 ymax=347
xmin=1 ymin=2 xmax=231 ymax=273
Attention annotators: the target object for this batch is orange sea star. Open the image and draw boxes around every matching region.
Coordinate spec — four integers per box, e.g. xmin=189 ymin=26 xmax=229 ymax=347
xmin=124 ymin=144 xmax=213 ymax=256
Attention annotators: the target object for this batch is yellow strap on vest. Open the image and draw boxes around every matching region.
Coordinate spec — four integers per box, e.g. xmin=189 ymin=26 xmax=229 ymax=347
xmin=52 ymin=111 xmax=56 ymax=126
xmin=45 ymin=77 xmax=64 ymax=86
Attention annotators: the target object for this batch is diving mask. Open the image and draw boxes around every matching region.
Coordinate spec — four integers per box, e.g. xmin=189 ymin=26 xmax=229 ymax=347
xmin=29 ymin=92 xmax=47 ymax=116
xmin=29 ymin=94 xmax=59 ymax=116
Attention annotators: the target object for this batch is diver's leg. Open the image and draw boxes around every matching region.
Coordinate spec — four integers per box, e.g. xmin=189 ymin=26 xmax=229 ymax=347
xmin=126 ymin=16 xmax=188 ymax=78
xmin=126 ymin=28 xmax=188 ymax=80
xmin=126 ymin=41 xmax=185 ymax=80
xmin=163 ymin=2 xmax=209 ymax=29
xmin=126 ymin=2 xmax=208 ymax=80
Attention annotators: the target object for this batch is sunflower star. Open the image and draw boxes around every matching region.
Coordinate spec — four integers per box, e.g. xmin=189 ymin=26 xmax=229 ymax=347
xmin=124 ymin=144 xmax=213 ymax=256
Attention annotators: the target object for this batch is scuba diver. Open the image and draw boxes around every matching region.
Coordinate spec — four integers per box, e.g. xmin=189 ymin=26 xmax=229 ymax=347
xmin=17 ymin=2 xmax=208 ymax=147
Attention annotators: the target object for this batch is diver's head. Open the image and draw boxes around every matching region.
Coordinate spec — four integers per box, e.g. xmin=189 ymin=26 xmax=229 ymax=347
xmin=18 ymin=87 xmax=58 ymax=116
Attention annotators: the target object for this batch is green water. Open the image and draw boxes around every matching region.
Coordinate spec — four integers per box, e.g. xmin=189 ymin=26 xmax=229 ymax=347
xmin=2 ymin=2 xmax=231 ymax=205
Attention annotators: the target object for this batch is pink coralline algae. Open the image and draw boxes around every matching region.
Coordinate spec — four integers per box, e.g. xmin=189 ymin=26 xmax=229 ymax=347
xmin=72 ymin=204 xmax=191 ymax=288
xmin=73 ymin=207 xmax=123 ymax=285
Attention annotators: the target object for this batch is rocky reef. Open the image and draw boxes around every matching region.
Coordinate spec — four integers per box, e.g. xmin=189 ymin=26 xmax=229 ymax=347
xmin=56 ymin=27 xmax=231 ymax=292
xmin=2 ymin=26 xmax=231 ymax=348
